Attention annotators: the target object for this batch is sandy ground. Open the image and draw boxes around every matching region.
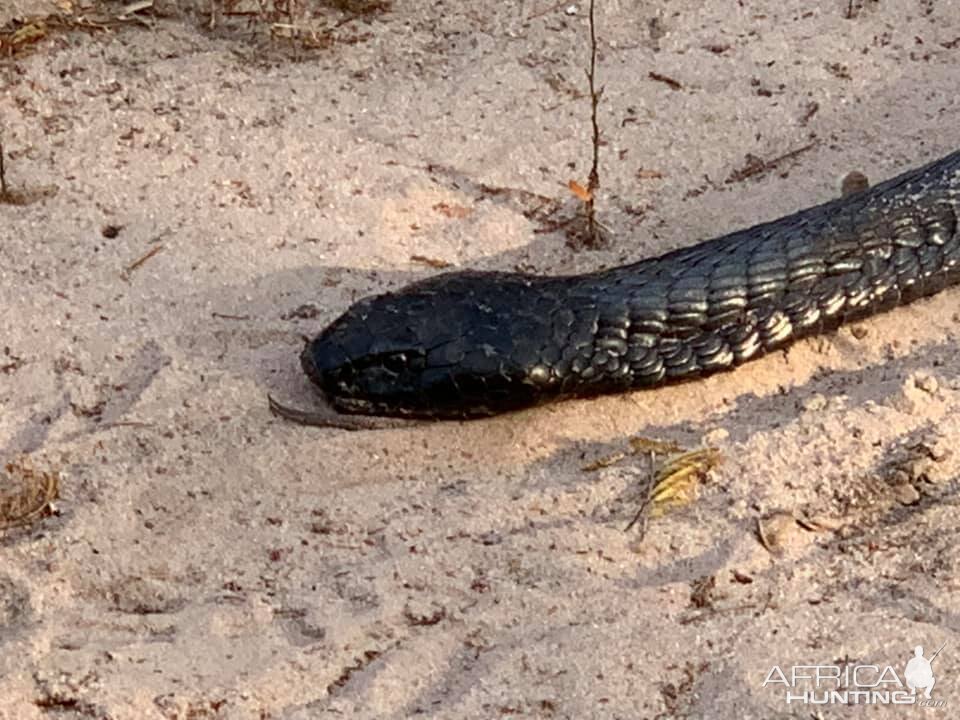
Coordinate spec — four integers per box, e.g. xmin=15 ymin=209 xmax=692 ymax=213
xmin=2 ymin=1 xmax=960 ymax=718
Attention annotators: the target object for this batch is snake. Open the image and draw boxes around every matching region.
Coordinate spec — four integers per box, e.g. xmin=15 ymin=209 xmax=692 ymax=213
xmin=269 ymin=149 xmax=960 ymax=428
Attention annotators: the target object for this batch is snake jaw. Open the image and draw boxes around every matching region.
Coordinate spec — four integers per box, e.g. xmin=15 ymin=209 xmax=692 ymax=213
xmin=266 ymin=394 xmax=424 ymax=431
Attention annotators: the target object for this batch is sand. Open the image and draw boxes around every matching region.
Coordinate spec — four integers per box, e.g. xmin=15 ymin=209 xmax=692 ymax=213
xmin=2 ymin=1 xmax=959 ymax=717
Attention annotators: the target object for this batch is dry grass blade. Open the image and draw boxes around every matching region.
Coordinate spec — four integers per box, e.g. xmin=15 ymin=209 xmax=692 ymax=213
xmin=0 ymin=458 xmax=60 ymax=530
xmin=120 ymin=0 xmax=154 ymax=16
xmin=628 ymin=437 xmax=687 ymax=455
xmin=581 ymin=450 xmax=628 ymax=472
xmin=581 ymin=436 xmax=687 ymax=472
xmin=122 ymin=243 xmax=165 ymax=279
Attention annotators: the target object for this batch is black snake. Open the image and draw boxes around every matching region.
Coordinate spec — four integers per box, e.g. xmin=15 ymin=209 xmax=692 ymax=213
xmin=270 ymin=149 xmax=960 ymax=427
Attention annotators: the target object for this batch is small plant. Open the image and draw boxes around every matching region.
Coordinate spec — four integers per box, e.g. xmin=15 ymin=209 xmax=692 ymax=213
xmin=567 ymin=0 xmax=608 ymax=248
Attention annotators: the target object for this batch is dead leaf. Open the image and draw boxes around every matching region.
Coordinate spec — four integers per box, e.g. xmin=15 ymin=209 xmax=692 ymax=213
xmin=567 ymin=179 xmax=592 ymax=202
xmin=0 ymin=458 xmax=59 ymax=530
xmin=410 ymin=254 xmax=453 ymax=269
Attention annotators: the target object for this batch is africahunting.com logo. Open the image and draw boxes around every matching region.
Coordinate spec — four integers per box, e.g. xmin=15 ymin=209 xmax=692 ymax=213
xmin=763 ymin=642 xmax=947 ymax=707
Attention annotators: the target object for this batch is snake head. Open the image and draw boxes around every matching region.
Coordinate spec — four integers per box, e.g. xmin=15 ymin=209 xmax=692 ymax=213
xmin=301 ymin=271 xmax=566 ymax=419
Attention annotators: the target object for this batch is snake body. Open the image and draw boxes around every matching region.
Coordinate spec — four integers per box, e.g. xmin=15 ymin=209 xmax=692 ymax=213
xmin=296 ymin=150 xmax=960 ymax=420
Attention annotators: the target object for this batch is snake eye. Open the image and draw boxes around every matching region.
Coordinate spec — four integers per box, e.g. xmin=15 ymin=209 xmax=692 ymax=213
xmin=382 ymin=353 xmax=408 ymax=373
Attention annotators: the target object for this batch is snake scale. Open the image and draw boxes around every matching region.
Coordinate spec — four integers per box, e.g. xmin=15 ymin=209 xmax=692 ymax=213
xmin=272 ymin=149 xmax=960 ymax=425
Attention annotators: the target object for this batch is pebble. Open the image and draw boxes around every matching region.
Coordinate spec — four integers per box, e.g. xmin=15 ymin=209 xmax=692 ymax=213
xmin=894 ymin=483 xmax=921 ymax=506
